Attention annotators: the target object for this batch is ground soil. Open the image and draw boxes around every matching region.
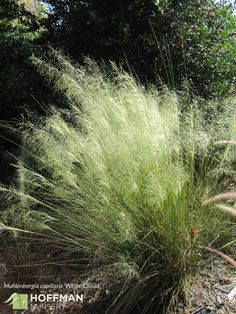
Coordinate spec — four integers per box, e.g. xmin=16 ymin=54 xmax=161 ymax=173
xmin=0 ymin=251 xmax=235 ymax=313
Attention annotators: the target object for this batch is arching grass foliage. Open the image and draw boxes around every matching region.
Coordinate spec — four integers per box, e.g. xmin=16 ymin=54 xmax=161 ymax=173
xmin=0 ymin=53 xmax=235 ymax=313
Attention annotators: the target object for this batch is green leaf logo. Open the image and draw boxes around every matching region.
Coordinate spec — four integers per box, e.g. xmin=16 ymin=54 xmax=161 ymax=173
xmin=4 ymin=293 xmax=28 ymax=310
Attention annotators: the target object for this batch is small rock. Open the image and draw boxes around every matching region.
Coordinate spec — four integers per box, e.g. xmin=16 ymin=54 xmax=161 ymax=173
xmin=202 ymin=280 xmax=210 ymax=289
xmin=228 ymin=286 xmax=236 ymax=301
xmin=219 ymin=276 xmax=231 ymax=285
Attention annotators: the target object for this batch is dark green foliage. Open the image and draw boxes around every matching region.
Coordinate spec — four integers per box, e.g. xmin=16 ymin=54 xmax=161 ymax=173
xmin=0 ymin=0 xmax=46 ymax=183
xmin=44 ymin=0 xmax=236 ymax=97
xmin=175 ymin=0 xmax=236 ymax=97
xmin=0 ymin=0 xmax=46 ymax=110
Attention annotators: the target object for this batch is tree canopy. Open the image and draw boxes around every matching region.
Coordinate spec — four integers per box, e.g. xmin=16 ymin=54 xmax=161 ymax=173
xmin=43 ymin=0 xmax=236 ymax=97
xmin=0 ymin=0 xmax=46 ymax=182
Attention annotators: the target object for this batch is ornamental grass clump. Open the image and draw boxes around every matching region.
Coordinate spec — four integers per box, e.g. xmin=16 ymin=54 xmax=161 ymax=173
xmin=1 ymin=52 xmax=235 ymax=313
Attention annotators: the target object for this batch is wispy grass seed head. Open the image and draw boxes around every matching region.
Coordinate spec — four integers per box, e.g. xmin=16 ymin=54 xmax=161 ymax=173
xmin=1 ymin=52 xmax=236 ymax=313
